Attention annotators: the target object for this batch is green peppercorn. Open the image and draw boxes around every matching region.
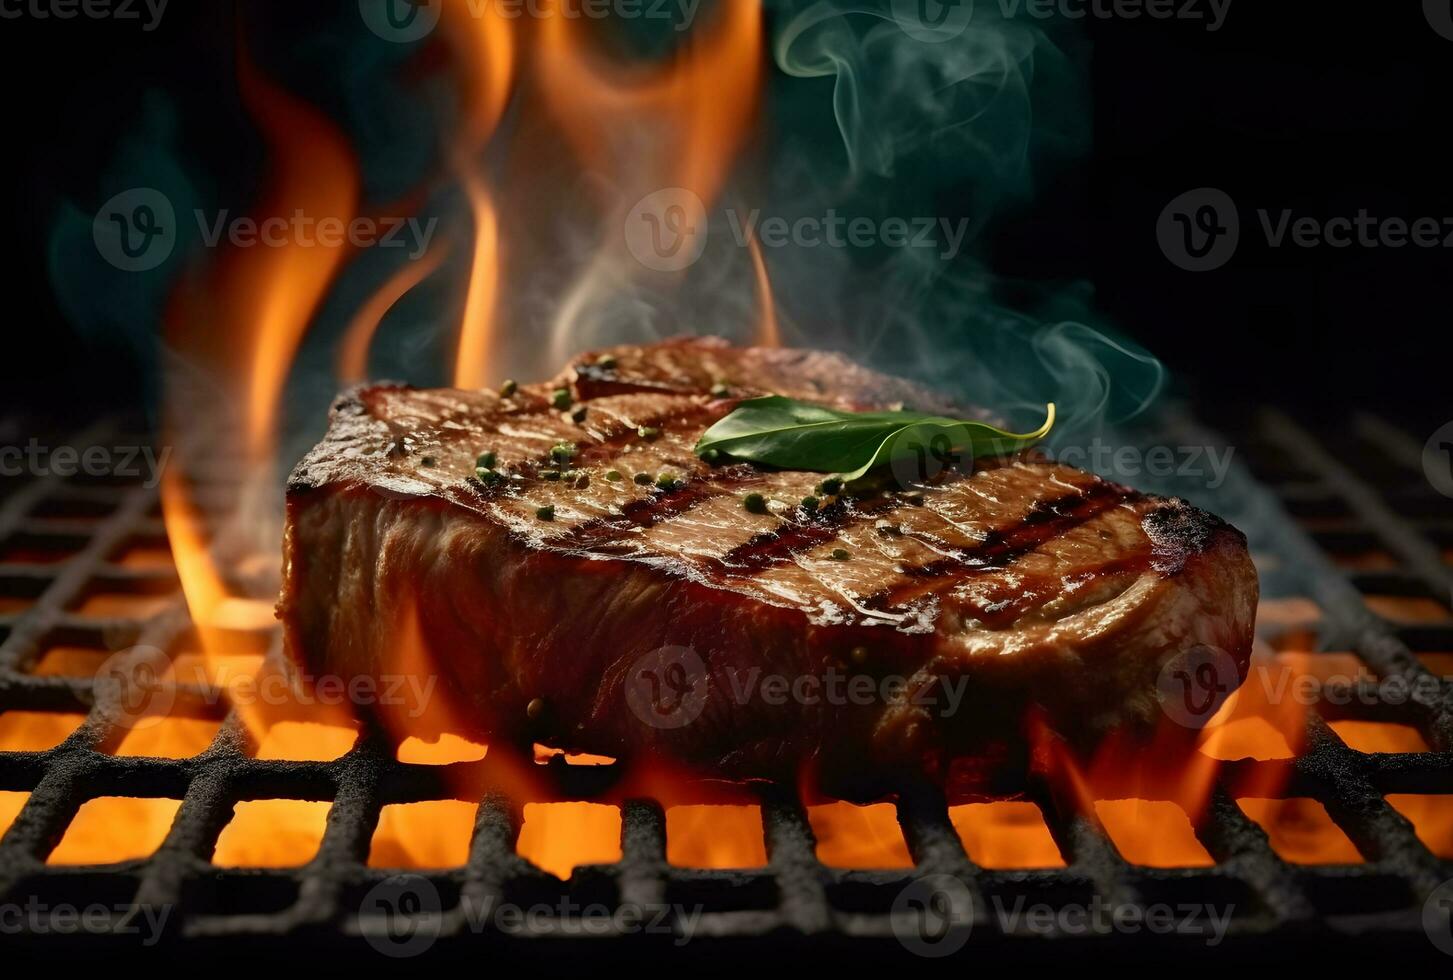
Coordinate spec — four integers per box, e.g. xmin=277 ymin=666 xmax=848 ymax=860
xmin=596 ymin=355 xmax=618 ymax=370
xmin=474 ymin=467 xmax=501 ymax=485
xmin=500 ymin=379 xmax=518 ymax=397
xmin=536 ymin=505 xmax=556 ymax=521
xmin=561 ymin=469 xmax=580 ymax=482
xmin=801 ymin=496 xmax=820 ymax=512
xmin=831 ymin=548 xmax=851 ymax=561
xmin=569 ymin=406 xmax=588 ymax=424
xmin=477 ymin=451 xmax=497 ymax=470
xmin=605 ymin=469 xmax=624 ymax=482
xmin=551 ymin=388 xmax=573 ymax=410
xmin=743 ymin=493 xmax=768 ymax=514
xmin=421 ymin=455 xmax=438 ymax=468
xmin=551 ymin=442 xmax=577 ymax=463
xmin=655 ymin=472 xmax=680 ymax=491
xmin=818 ymin=477 xmax=843 ymax=496
xmin=701 ymin=448 xmax=722 ymax=464
xmin=634 ymin=472 xmax=652 ymax=485
xmin=637 ymin=425 xmax=661 ymax=441
xmin=541 ymin=470 xmax=561 ymax=482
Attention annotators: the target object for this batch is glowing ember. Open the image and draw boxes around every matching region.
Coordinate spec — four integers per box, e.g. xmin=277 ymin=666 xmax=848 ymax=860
xmin=113 ymin=717 xmax=223 ymax=759
xmin=48 ymin=797 xmax=180 ymax=866
xmin=253 ymin=720 xmax=358 ymax=762
xmin=0 ymin=791 xmax=28 ymax=838
xmin=1327 ymin=721 xmax=1430 ymax=754
xmin=369 ymin=800 xmax=479 ymax=869
xmin=1385 ymin=794 xmax=1453 ymax=858
xmin=516 ymin=802 xmax=623 ymax=879
xmin=397 ymin=733 xmax=489 ymax=766
xmin=806 ymin=803 xmax=913 ymax=869
xmin=113 ymin=543 xmax=176 ymax=570
xmin=0 ymin=711 xmax=86 ymax=752
xmin=28 ymin=646 xmax=109 ymax=677
xmin=664 ymin=805 xmax=767 ymax=869
xmin=1236 ymin=798 xmax=1363 ymax=865
xmin=73 ymin=592 xmax=173 ymax=619
xmin=212 ymin=799 xmax=331 ymax=868
xmin=948 ymin=802 xmax=1065 ymax=869
xmin=1093 ymin=799 xmax=1213 ymax=868
xmin=1364 ymin=595 xmax=1451 ymax=624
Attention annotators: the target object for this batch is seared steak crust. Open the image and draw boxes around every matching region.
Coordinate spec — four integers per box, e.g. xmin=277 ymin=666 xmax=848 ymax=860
xmin=280 ymin=338 xmax=1257 ymax=785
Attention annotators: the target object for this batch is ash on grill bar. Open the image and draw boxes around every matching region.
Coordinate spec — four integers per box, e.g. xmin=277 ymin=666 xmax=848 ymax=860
xmin=2 ymin=0 xmax=1450 ymax=968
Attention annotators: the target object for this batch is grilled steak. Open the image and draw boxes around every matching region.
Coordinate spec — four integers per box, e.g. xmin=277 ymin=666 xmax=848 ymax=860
xmin=280 ymin=338 xmax=1257 ymax=787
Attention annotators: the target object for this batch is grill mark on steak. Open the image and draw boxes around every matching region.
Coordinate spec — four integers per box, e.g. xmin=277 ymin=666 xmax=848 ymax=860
xmin=862 ymin=482 xmax=1138 ymax=612
xmin=713 ymin=494 xmax=902 ymax=572
xmin=546 ymin=470 xmax=764 ymax=552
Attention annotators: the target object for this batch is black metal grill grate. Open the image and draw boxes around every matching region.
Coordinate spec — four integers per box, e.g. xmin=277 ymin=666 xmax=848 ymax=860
xmin=0 ymin=408 xmax=1450 ymax=958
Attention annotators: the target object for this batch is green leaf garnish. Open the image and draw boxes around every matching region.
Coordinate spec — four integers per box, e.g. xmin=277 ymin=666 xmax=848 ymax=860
xmin=694 ymin=396 xmax=1055 ymax=484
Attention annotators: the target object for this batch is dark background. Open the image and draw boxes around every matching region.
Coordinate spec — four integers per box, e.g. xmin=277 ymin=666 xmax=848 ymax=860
xmin=1 ymin=1 xmax=1447 ymax=433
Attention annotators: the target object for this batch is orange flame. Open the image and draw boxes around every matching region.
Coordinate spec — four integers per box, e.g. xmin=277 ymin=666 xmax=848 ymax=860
xmin=533 ymin=0 xmax=764 ymax=361
xmin=748 ymin=233 xmax=781 ymax=348
xmin=535 ymin=0 xmax=762 ymax=206
xmin=453 ymin=173 xmax=501 ymax=388
xmin=443 ymin=3 xmax=516 ymax=388
xmin=232 ymin=56 xmax=360 ymax=463
xmin=338 ymin=243 xmax=448 ymax=385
